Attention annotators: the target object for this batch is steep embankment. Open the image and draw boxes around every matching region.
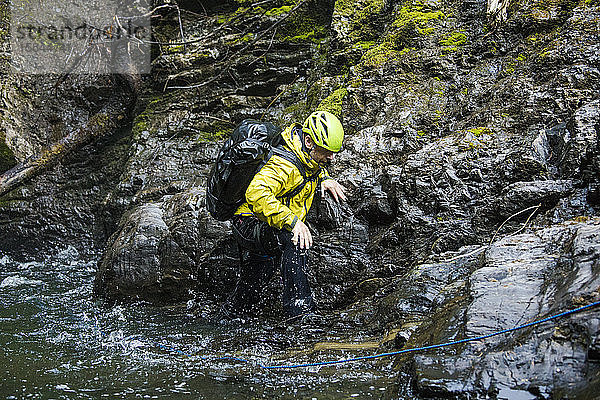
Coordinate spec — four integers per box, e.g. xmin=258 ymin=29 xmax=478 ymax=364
xmin=0 ymin=0 xmax=599 ymax=397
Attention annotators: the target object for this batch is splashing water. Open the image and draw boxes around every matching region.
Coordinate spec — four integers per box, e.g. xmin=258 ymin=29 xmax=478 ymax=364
xmin=0 ymin=248 xmax=397 ymax=399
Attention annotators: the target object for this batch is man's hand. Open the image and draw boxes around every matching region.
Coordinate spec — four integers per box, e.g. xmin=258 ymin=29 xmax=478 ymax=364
xmin=292 ymin=220 xmax=313 ymax=249
xmin=321 ymin=179 xmax=347 ymax=203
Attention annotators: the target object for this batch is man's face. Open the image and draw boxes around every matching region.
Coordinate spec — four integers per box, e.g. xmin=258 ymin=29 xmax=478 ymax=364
xmin=310 ymin=145 xmax=335 ymax=167
xmin=305 ymin=134 xmax=336 ymax=167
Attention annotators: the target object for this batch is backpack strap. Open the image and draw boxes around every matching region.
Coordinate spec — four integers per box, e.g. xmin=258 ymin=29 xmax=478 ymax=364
xmin=271 ymin=146 xmax=321 ymax=200
xmin=272 ymin=146 xmax=307 ymax=178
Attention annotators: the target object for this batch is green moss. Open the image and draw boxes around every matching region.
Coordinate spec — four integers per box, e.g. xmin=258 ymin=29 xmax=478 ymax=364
xmin=0 ymin=131 xmax=17 ymax=173
xmin=164 ymin=45 xmax=184 ymax=54
xmin=392 ymin=1 xmax=446 ymax=36
xmin=359 ymin=1 xmax=445 ymax=67
xmin=132 ymin=118 xmax=149 ymax=138
xmin=196 ymin=131 xmax=227 ymax=143
xmin=227 ymin=32 xmax=255 ymax=45
xmin=503 ymin=53 xmax=528 ymax=75
xmin=265 ymin=5 xmax=292 ymax=16
xmin=362 ymin=41 xmax=396 ymax=67
xmin=467 ymin=127 xmax=494 ymax=137
xmin=276 ymin=1 xmax=330 ymax=44
xmin=457 ymin=127 xmax=495 ymax=151
xmin=131 ymin=94 xmax=173 ymax=140
xmin=217 ymin=4 xmax=267 ymax=26
xmin=195 ymin=121 xmax=234 ymax=142
xmin=350 ymin=77 xmax=363 ymax=88
xmin=283 ymin=30 xmax=323 ymax=43
xmin=316 ymin=87 xmax=348 ymax=117
xmin=440 ymin=31 xmax=467 ymax=53
xmin=353 ymin=41 xmax=376 ymax=50
xmin=335 ymin=0 xmax=386 ymax=43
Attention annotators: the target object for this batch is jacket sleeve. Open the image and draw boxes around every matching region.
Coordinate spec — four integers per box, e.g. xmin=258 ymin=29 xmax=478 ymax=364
xmin=244 ymin=157 xmax=299 ymax=231
xmin=319 ymin=167 xmax=331 ymax=182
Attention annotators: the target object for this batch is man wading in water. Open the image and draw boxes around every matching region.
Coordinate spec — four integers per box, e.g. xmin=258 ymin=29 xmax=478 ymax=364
xmin=228 ymin=111 xmax=346 ymax=317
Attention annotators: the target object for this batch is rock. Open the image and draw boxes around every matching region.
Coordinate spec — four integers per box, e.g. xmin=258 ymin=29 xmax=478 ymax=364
xmin=400 ymin=219 xmax=600 ymax=398
xmin=0 ymin=128 xmax=132 ymax=258
xmin=95 ymin=188 xmax=239 ymax=303
xmin=308 ymin=192 xmax=372 ymax=310
xmin=94 ymin=203 xmax=195 ymax=302
xmin=499 ymin=179 xmax=575 ymax=213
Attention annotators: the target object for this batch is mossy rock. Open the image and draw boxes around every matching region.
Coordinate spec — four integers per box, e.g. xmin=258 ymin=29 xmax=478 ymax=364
xmin=0 ymin=131 xmax=17 ymax=173
xmin=358 ymin=0 xmax=446 ymax=67
xmin=276 ymin=0 xmax=333 ymax=43
xmin=316 ymin=87 xmax=348 ymax=117
xmin=334 ymin=0 xmax=387 ymax=44
xmin=440 ymin=31 xmax=468 ymax=53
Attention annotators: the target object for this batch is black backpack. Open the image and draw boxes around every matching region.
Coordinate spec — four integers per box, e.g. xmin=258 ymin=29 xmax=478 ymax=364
xmin=206 ymin=120 xmax=319 ymax=221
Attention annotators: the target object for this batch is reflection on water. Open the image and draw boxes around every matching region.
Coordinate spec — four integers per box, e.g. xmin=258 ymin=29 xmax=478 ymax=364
xmin=0 ymin=248 xmax=398 ymax=399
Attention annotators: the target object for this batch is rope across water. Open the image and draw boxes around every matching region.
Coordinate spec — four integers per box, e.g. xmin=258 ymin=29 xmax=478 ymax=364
xmin=148 ymin=300 xmax=600 ymax=370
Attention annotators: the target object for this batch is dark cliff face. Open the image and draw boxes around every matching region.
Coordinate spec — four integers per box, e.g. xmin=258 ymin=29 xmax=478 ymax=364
xmin=1 ymin=0 xmax=600 ymax=397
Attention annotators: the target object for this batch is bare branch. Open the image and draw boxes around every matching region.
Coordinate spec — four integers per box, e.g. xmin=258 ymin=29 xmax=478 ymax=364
xmin=146 ymin=1 xmax=274 ymax=47
xmin=489 ymin=203 xmax=541 ymax=245
xmin=167 ymin=0 xmax=309 ymax=90
xmin=176 ymin=4 xmax=186 ymax=52
xmin=247 ymin=27 xmax=277 ymax=67
xmin=260 ymin=75 xmax=300 ymax=120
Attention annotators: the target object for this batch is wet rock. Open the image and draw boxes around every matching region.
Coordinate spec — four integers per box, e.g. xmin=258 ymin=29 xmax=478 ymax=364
xmin=309 ymin=193 xmax=371 ymax=310
xmin=562 ymin=99 xmax=600 ymax=179
xmin=95 ymin=187 xmax=240 ymax=303
xmin=588 ymin=183 xmax=600 ymax=207
xmin=0 ymin=128 xmax=132 ymax=258
xmin=401 ymin=219 xmax=600 ymax=399
xmin=498 ymin=179 xmax=575 ymax=214
xmin=1 ymin=74 xmax=126 ymax=161
xmin=356 ymin=184 xmax=396 ymax=225
xmin=95 ymin=203 xmax=195 ymax=302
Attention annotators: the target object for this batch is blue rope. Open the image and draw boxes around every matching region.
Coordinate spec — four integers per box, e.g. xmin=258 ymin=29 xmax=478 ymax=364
xmin=127 ymin=301 xmax=600 ymax=370
xmin=261 ymin=300 xmax=600 ymax=369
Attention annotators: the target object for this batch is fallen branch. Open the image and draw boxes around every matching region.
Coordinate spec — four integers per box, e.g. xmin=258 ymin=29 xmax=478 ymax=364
xmin=487 ymin=0 xmax=510 ymax=27
xmin=0 ymin=100 xmax=131 ymax=197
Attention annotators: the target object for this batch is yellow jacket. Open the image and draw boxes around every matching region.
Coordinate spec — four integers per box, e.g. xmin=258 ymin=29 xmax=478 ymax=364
xmin=235 ymin=123 xmax=329 ymax=231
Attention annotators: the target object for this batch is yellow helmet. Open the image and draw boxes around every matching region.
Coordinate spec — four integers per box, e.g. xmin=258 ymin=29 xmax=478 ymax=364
xmin=302 ymin=111 xmax=344 ymax=152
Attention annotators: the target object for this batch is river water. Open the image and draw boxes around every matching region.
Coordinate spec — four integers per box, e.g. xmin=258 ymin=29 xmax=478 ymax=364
xmin=0 ymin=247 xmax=399 ymax=399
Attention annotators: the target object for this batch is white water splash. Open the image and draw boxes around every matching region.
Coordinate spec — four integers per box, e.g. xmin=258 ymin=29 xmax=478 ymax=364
xmin=0 ymin=275 xmax=43 ymax=288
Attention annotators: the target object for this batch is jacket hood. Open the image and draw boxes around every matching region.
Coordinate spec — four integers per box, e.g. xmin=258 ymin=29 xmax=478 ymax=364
xmin=280 ymin=123 xmax=321 ymax=172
